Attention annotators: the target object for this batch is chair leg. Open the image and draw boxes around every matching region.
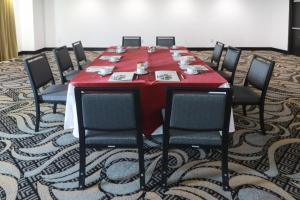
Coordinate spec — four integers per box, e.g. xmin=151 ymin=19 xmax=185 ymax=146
xmin=78 ymin=64 xmax=83 ymax=71
xmin=222 ymin=135 xmax=230 ymax=191
xmin=242 ymin=105 xmax=247 ymax=116
xmin=53 ymin=103 xmax=57 ymax=113
xmin=79 ymin=143 xmax=86 ymax=189
xmin=137 ymin=135 xmax=145 ymax=191
xmin=259 ymin=104 xmax=266 ymax=135
xmin=35 ymin=103 xmax=40 ymax=132
xmin=162 ymin=135 xmax=169 ymax=189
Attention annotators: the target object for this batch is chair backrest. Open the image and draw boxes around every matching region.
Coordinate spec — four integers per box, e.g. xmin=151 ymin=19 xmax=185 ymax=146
xmin=164 ymin=88 xmax=232 ymax=132
xmin=221 ymin=46 xmax=241 ymax=72
xmin=122 ymin=36 xmax=141 ymax=47
xmin=156 ymin=36 xmax=175 ymax=47
xmin=211 ymin=41 xmax=225 ymax=64
xmin=246 ymin=55 xmax=275 ymax=91
xmin=75 ymin=87 xmax=142 ymax=135
xmin=72 ymin=41 xmax=87 ymax=66
xmin=24 ymin=54 xmax=54 ymax=91
xmin=53 ymin=46 xmax=74 ymax=72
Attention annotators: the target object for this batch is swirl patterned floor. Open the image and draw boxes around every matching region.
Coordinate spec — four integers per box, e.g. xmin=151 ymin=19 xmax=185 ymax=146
xmin=0 ymin=50 xmax=299 ymax=200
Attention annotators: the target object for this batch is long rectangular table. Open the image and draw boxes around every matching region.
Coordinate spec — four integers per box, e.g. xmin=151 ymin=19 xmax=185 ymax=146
xmin=64 ymin=47 xmax=235 ymax=137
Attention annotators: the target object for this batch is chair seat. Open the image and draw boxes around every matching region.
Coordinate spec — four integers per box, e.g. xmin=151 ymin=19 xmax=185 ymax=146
xmin=233 ymin=86 xmax=260 ymax=105
xmin=85 ymin=130 xmax=137 ymax=146
xmin=205 ymin=62 xmax=219 ymax=70
xmin=169 ymin=129 xmax=222 ymax=146
xmin=65 ymin=70 xmax=80 ymax=81
xmin=217 ymin=71 xmax=231 ymax=82
xmin=40 ymin=84 xmax=68 ymax=102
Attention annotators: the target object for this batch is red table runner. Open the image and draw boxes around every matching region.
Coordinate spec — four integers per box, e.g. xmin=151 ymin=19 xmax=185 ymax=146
xmin=70 ymin=47 xmax=227 ymax=136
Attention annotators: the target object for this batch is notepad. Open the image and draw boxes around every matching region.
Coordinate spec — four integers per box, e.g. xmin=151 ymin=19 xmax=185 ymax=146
xmin=170 ymin=50 xmax=189 ymax=53
xmin=107 ymin=48 xmax=126 ymax=53
xmin=99 ymin=55 xmax=122 ymax=60
xmin=155 ymin=71 xmax=180 ymax=82
xmin=179 ymin=65 xmax=208 ymax=70
xmin=109 ymin=72 xmax=135 ymax=81
xmin=173 ymin=55 xmax=195 ymax=61
xmin=86 ymin=66 xmax=115 ymax=73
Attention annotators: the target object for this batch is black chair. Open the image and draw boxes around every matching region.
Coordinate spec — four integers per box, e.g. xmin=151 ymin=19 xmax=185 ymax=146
xmin=205 ymin=41 xmax=225 ymax=70
xmin=72 ymin=41 xmax=90 ymax=70
xmin=122 ymin=36 xmax=141 ymax=47
xmin=75 ymin=87 xmax=145 ymax=190
xmin=162 ymin=87 xmax=233 ymax=191
xmin=217 ymin=47 xmax=242 ymax=84
xmin=53 ymin=46 xmax=80 ymax=84
xmin=24 ymin=54 xmax=68 ymax=132
xmin=233 ymin=55 xmax=275 ymax=134
xmin=156 ymin=36 xmax=175 ymax=47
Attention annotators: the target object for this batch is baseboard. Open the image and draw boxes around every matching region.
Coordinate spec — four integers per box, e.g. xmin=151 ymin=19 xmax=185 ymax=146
xmin=83 ymin=47 xmax=107 ymax=51
xmin=18 ymin=47 xmax=107 ymax=55
xmin=240 ymin=47 xmax=289 ymax=54
xmin=270 ymin=48 xmax=289 ymax=54
xmin=188 ymin=47 xmax=214 ymax=51
xmin=189 ymin=47 xmax=289 ymax=54
xmin=43 ymin=47 xmax=107 ymax=51
xmin=18 ymin=48 xmax=45 ymax=55
xmin=18 ymin=47 xmax=289 ymax=55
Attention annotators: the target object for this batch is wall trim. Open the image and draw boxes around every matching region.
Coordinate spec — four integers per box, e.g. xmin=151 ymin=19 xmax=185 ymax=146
xmin=189 ymin=47 xmax=289 ymax=54
xmin=18 ymin=48 xmax=45 ymax=55
xmin=18 ymin=47 xmax=289 ymax=55
xmin=18 ymin=47 xmax=107 ymax=55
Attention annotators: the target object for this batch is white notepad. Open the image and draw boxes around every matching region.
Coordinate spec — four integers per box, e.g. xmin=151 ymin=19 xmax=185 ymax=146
xmin=99 ymin=55 xmax=122 ymax=60
xmin=179 ymin=65 xmax=208 ymax=70
xmin=109 ymin=72 xmax=135 ymax=81
xmin=86 ymin=66 xmax=115 ymax=73
xmin=170 ymin=50 xmax=189 ymax=53
xmin=155 ymin=71 xmax=180 ymax=82
xmin=173 ymin=55 xmax=195 ymax=61
xmin=107 ymin=48 xmax=126 ymax=53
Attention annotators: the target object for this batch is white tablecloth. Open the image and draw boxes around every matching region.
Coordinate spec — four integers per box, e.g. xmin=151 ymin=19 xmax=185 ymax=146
xmin=64 ymin=83 xmax=235 ymax=138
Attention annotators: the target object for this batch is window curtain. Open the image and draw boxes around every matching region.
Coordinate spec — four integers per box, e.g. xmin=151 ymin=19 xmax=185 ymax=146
xmin=0 ymin=0 xmax=18 ymax=61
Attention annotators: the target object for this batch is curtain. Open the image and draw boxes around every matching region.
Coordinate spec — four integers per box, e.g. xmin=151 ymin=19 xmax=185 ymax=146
xmin=0 ymin=0 xmax=18 ymax=61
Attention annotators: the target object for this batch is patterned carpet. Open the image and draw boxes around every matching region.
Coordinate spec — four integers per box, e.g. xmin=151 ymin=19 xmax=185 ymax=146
xmin=0 ymin=50 xmax=299 ymax=200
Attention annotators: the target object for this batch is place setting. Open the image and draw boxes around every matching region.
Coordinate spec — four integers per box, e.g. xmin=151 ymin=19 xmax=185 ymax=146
xmin=183 ymin=65 xmax=208 ymax=75
xmin=147 ymin=46 xmax=156 ymax=53
xmin=107 ymin=46 xmax=127 ymax=54
xmin=99 ymin=55 xmax=122 ymax=63
xmin=170 ymin=49 xmax=189 ymax=54
xmin=174 ymin=55 xmax=208 ymax=75
xmin=170 ymin=45 xmax=179 ymax=50
xmin=172 ymin=51 xmax=195 ymax=62
xmin=85 ymin=66 xmax=115 ymax=76
xmin=135 ymin=61 xmax=149 ymax=75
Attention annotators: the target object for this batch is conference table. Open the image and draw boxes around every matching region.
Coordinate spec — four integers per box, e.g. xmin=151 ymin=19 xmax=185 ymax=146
xmin=64 ymin=46 xmax=235 ymax=137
